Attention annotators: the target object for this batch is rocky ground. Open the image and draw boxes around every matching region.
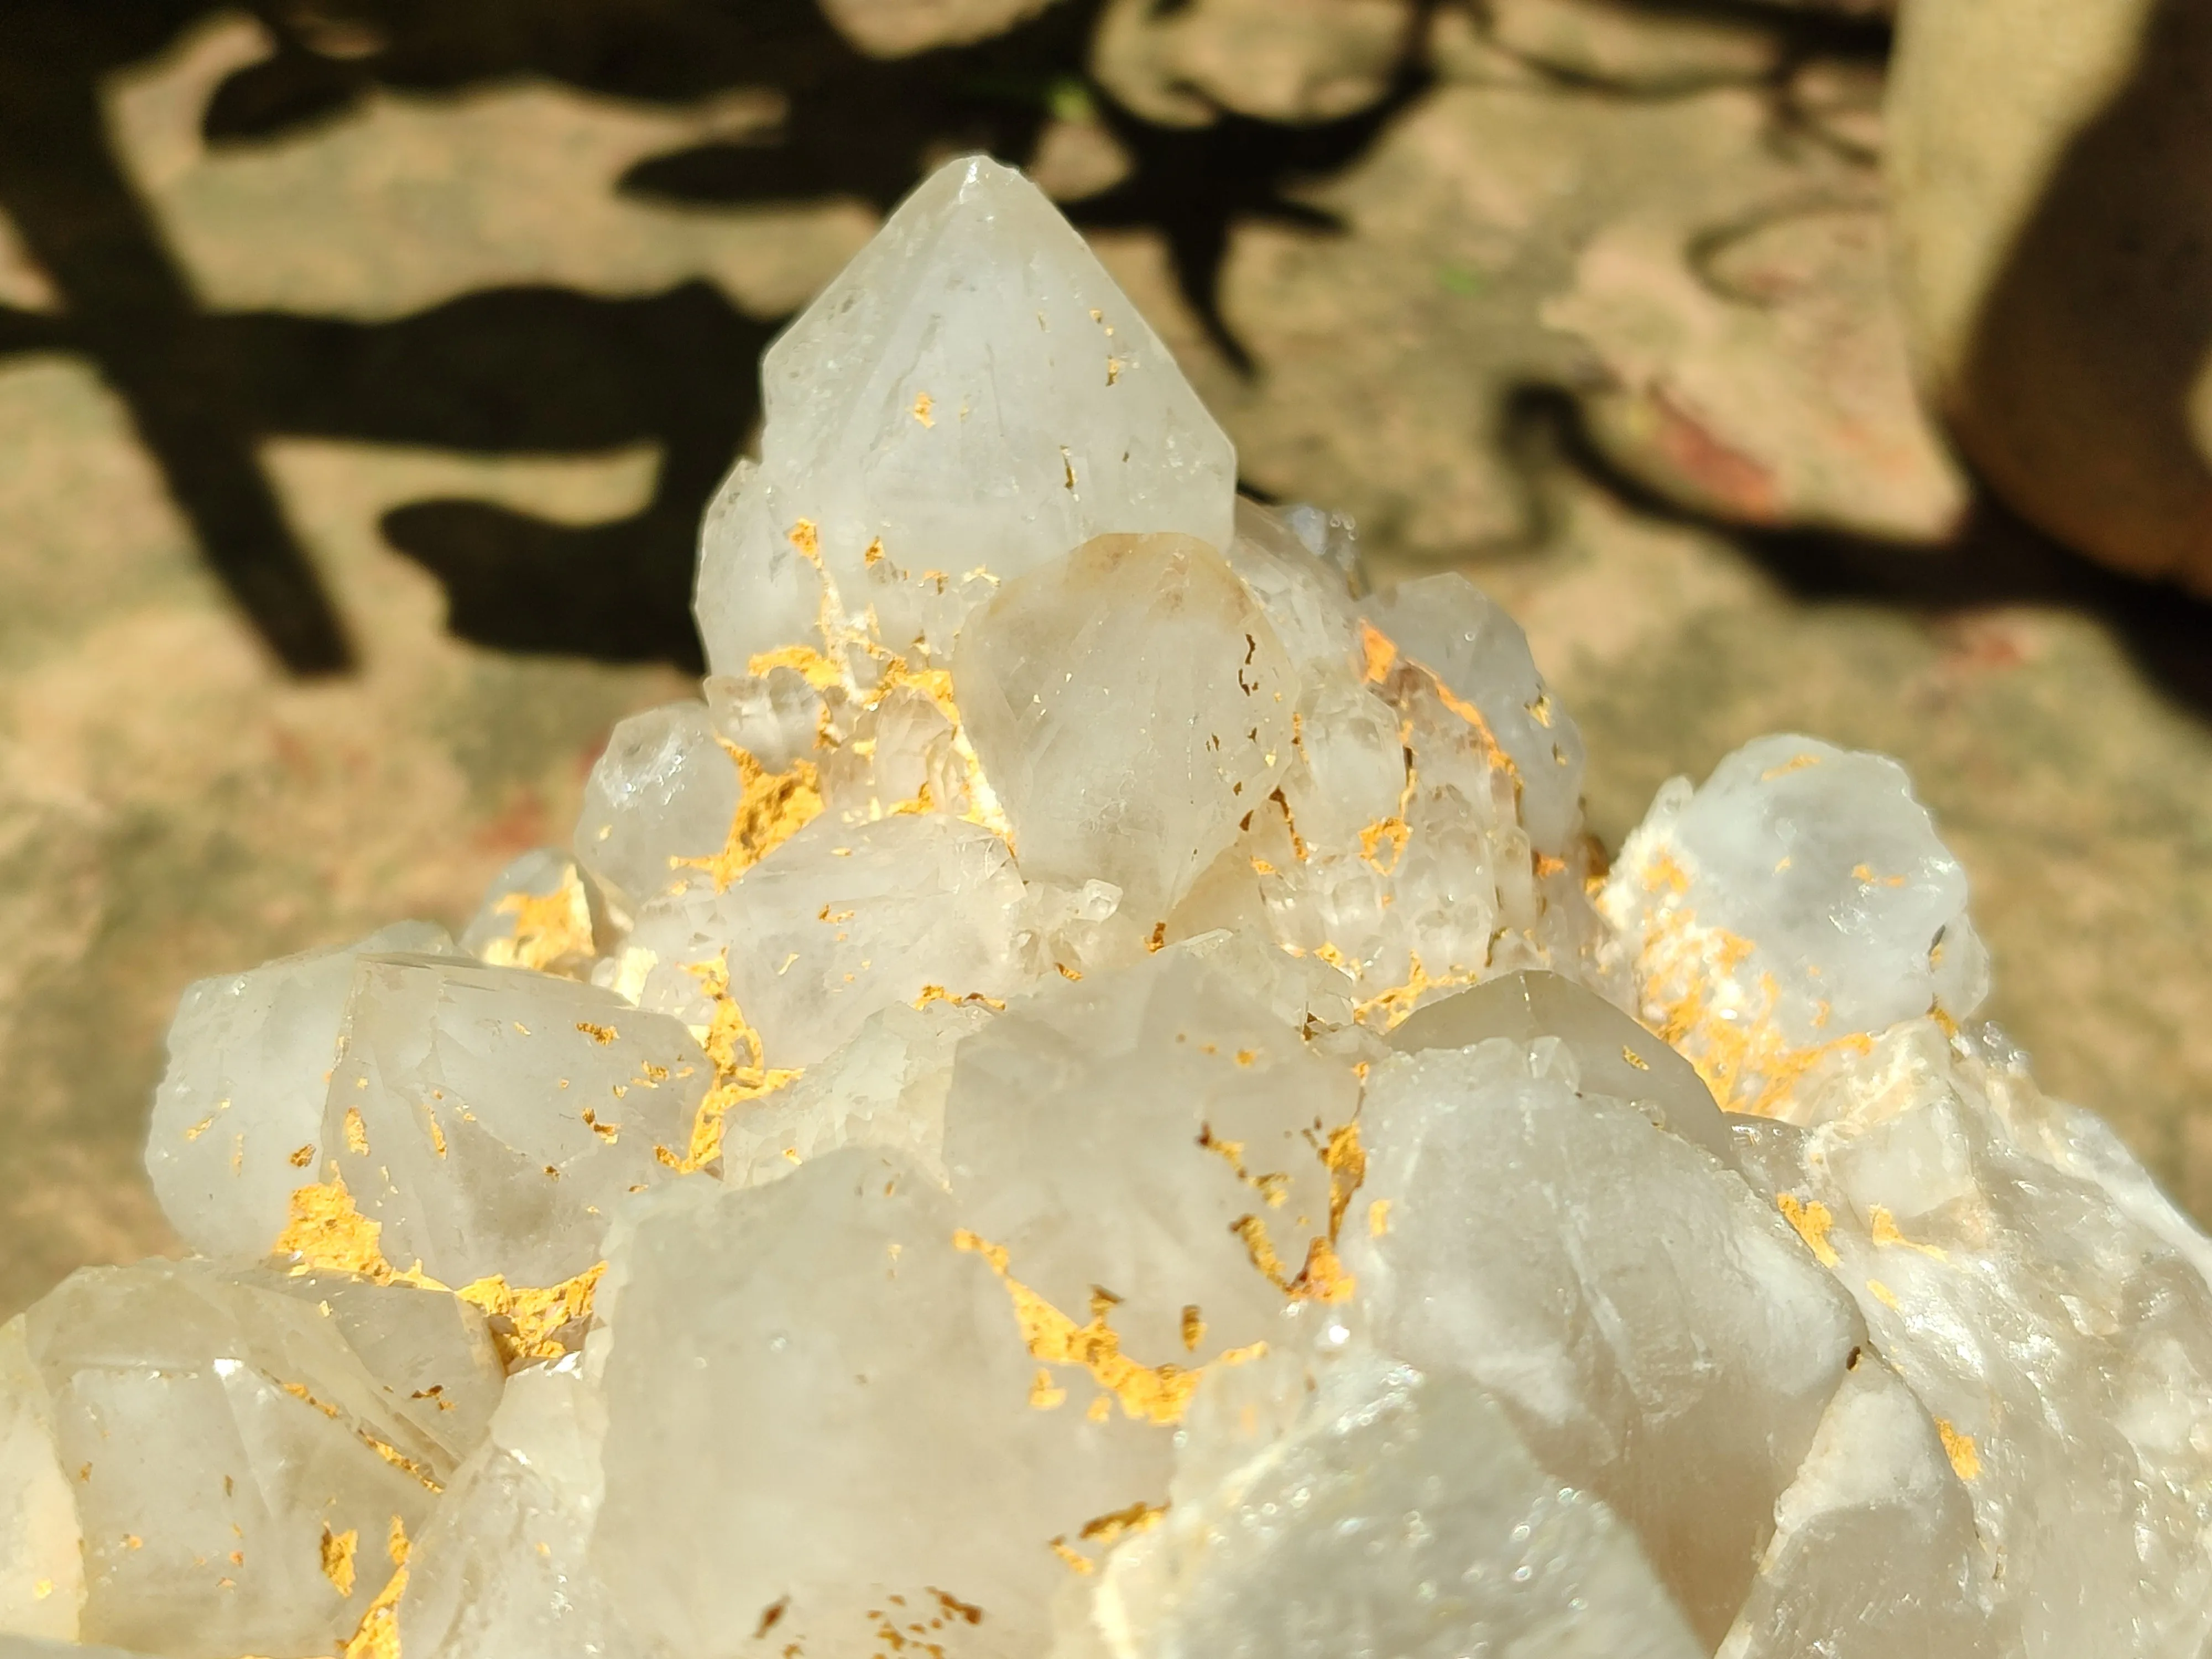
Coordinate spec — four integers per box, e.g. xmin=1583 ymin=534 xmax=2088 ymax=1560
xmin=1 ymin=0 xmax=2208 ymax=1316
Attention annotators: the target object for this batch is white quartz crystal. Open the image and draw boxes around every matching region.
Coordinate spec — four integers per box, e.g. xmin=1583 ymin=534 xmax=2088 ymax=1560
xmin=323 ymin=956 xmax=708 ymax=1286
xmin=956 ymin=532 xmax=1296 ymax=922
xmin=943 ymin=945 xmax=1360 ymax=1361
xmin=397 ymin=1355 xmax=641 ymax=1659
xmin=1342 ymin=1036 xmax=1864 ymax=1645
xmin=572 ymin=703 xmax=740 ymax=927
xmin=1087 ymin=1352 xmax=1706 ymax=1659
xmin=692 ymin=155 xmax=1235 ymax=680
xmin=7 ymin=1262 xmax=477 ymax=1656
xmin=21 ymin=153 xmax=2212 ymax=1658
xmin=620 ymin=812 xmax=1027 ymax=1066
xmin=1716 ymin=1353 xmax=1995 ymax=1659
xmin=1599 ymin=733 xmax=1991 ymax=1112
xmin=721 ymin=999 xmax=989 ymax=1191
xmin=1360 ymin=576 xmax=1586 ymax=855
xmin=145 ymin=921 xmax=455 ymax=1260
xmin=591 ymin=1151 xmax=1168 ymax=1659
xmin=1729 ymin=1023 xmax=2212 ymax=1656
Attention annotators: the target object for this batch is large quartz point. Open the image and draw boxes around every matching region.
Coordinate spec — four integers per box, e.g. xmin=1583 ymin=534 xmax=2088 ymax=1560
xmin=1342 ymin=1036 xmax=1865 ymax=1645
xmin=693 ymin=155 xmax=1236 ymax=679
xmin=1732 ymin=1023 xmax=2212 ymax=1655
xmin=1 ymin=1262 xmax=476 ymax=1657
xmin=323 ymin=954 xmax=708 ymax=1285
xmin=144 ymin=920 xmax=454 ymax=1260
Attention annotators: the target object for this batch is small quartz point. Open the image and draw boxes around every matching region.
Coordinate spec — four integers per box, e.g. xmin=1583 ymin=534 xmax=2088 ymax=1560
xmin=590 ymin=1150 xmax=1168 ymax=1659
xmin=249 ymin=1269 xmax=506 ymax=1465
xmin=145 ymin=920 xmax=456 ymax=1260
xmin=572 ymin=701 xmax=742 ymax=926
xmin=3 ymin=1261 xmax=468 ymax=1657
xmin=954 ymin=532 xmax=1296 ymax=921
xmin=1361 ymin=576 xmax=1586 ymax=854
xmin=722 ymin=999 xmax=990 ymax=1190
xmin=1386 ymin=968 xmax=1736 ymax=1166
xmin=461 ymin=847 xmax=607 ymax=978
xmin=622 ymin=812 xmax=1026 ymax=1067
xmin=323 ymin=954 xmax=708 ymax=1285
xmin=1087 ymin=1352 xmax=1704 ymax=1659
xmin=1343 ymin=1037 xmax=1864 ymax=1646
xmin=693 ymin=154 xmax=1235 ymax=679
xmin=1600 ymin=733 xmax=1990 ymax=1103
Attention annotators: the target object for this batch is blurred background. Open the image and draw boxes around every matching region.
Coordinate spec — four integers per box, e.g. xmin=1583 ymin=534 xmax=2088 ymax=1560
xmin=1 ymin=0 xmax=2208 ymax=1317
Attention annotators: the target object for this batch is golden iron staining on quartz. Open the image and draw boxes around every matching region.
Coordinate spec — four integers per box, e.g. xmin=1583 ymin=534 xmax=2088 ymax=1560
xmin=676 ymin=744 xmax=826 ymax=893
xmin=320 ymin=1525 xmax=360 ymax=1597
xmin=273 ymin=1174 xmax=606 ymax=1370
xmin=952 ymin=1230 xmax=1264 ymax=1428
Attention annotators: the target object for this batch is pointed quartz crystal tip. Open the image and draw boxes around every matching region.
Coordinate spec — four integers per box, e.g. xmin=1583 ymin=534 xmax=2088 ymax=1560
xmin=693 ymin=153 xmax=1236 ymax=677
xmin=1387 ymin=968 xmax=1735 ymax=1167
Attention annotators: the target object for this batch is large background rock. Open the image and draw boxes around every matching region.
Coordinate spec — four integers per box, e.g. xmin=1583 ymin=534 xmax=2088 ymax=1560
xmin=1888 ymin=0 xmax=2212 ymax=588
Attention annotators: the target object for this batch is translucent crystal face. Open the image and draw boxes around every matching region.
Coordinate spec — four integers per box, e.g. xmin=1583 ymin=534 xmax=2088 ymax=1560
xmin=954 ymin=532 xmax=1297 ymax=921
xmin=24 ymin=152 xmax=2209 ymax=1659
xmin=693 ymin=154 xmax=1237 ymax=679
xmin=322 ymin=954 xmax=708 ymax=1286
xmin=144 ymin=922 xmax=457 ymax=1261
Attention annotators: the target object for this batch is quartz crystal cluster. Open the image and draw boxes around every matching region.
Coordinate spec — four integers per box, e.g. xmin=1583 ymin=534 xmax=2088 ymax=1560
xmin=7 ymin=156 xmax=2212 ymax=1659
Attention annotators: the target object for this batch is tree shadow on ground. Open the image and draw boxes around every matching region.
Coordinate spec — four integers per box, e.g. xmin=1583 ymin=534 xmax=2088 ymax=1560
xmin=8 ymin=0 xmax=2205 ymax=714
xmin=1504 ymin=385 xmax=2212 ymax=723
xmin=0 ymin=0 xmax=1436 ymax=673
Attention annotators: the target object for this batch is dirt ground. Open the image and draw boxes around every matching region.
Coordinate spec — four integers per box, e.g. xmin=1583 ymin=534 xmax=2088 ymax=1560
xmin=2 ymin=1 xmax=2208 ymax=1317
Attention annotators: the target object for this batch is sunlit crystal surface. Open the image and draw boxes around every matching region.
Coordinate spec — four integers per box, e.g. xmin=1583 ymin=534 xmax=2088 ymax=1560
xmin=693 ymin=154 xmax=1236 ymax=679
xmin=145 ymin=921 xmax=456 ymax=1261
xmin=12 ymin=153 xmax=2211 ymax=1659
xmin=324 ymin=956 xmax=708 ymax=1286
